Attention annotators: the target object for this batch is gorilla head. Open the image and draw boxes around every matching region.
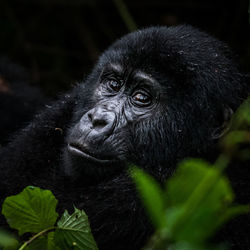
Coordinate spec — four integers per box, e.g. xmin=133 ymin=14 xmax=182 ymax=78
xmin=64 ymin=25 xmax=247 ymax=182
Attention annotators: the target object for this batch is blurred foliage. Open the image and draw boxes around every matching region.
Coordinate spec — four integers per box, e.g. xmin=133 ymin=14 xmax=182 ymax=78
xmin=0 ymin=230 xmax=19 ymax=249
xmin=131 ymin=159 xmax=250 ymax=250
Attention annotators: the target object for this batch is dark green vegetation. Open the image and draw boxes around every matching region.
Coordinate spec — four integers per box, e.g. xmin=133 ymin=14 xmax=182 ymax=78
xmin=132 ymin=159 xmax=249 ymax=250
xmin=1 ymin=186 xmax=98 ymax=250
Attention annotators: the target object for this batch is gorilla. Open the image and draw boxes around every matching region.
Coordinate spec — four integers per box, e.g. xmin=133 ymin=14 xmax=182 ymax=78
xmin=0 ymin=25 xmax=249 ymax=249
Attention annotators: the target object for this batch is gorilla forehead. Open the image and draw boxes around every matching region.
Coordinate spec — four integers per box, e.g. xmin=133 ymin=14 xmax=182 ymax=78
xmin=92 ymin=25 xmax=244 ymax=111
xmin=98 ymin=25 xmax=226 ymax=72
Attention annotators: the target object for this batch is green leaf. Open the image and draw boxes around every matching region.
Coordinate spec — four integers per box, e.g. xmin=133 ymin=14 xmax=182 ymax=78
xmin=231 ymin=98 xmax=250 ymax=128
xmin=0 ymin=230 xmax=19 ymax=249
xmin=130 ymin=167 xmax=165 ymax=229
xmin=55 ymin=208 xmax=98 ymax=250
xmin=218 ymin=205 xmax=250 ymax=226
xmin=164 ymin=159 xmax=236 ymax=243
xmin=2 ymin=186 xmax=58 ymax=235
xmin=165 ymin=159 xmax=233 ymax=206
xmin=222 ymin=131 xmax=250 ymax=149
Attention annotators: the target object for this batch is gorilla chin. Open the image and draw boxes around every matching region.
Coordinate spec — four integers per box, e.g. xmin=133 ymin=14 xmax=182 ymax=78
xmin=65 ymin=142 xmax=125 ymax=181
xmin=68 ymin=143 xmax=115 ymax=163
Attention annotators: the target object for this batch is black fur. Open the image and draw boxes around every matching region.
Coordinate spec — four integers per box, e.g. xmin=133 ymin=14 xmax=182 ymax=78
xmin=0 ymin=58 xmax=45 ymax=146
xmin=0 ymin=25 xmax=249 ymax=249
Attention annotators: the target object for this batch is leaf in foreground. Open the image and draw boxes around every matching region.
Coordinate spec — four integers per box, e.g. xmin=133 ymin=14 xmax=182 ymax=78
xmin=2 ymin=186 xmax=58 ymax=235
xmin=0 ymin=230 xmax=19 ymax=249
xmin=164 ymin=159 xmax=250 ymax=243
xmin=131 ymin=167 xmax=165 ymax=229
xmin=55 ymin=208 xmax=98 ymax=250
xmin=137 ymin=159 xmax=250 ymax=249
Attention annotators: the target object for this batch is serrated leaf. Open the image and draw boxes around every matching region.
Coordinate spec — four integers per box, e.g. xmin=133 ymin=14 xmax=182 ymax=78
xmin=2 ymin=186 xmax=58 ymax=235
xmin=55 ymin=208 xmax=98 ymax=250
xmin=130 ymin=167 xmax=165 ymax=229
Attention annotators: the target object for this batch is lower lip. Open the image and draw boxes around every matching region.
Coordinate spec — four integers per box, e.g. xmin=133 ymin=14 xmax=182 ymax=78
xmin=68 ymin=145 xmax=112 ymax=164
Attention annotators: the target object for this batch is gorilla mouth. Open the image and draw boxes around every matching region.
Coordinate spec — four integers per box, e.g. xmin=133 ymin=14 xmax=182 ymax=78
xmin=68 ymin=143 xmax=114 ymax=164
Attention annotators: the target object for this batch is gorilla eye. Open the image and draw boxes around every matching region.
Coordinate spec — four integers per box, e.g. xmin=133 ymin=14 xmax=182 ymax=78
xmin=132 ymin=92 xmax=152 ymax=106
xmin=107 ymin=80 xmax=122 ymax=92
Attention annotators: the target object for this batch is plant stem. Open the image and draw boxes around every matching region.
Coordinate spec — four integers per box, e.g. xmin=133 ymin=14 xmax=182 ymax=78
xmin=112 ymin=0 xmax=137 ymax=31
xmin=18 ymin=227 xmax=56 ymax=250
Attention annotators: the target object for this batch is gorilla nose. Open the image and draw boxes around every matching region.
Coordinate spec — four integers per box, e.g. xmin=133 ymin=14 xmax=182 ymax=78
xmin=87 ymin=107 xmax=116 ymax=133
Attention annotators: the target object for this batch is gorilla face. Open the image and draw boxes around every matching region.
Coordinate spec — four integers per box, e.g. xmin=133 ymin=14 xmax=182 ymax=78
xmin=65 ymin=62 xmax=163 ymax=179
xmin=64 ymin=25 xmax=245 ymax=181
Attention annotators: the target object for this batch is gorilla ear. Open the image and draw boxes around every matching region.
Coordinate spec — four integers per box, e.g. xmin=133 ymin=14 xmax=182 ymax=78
xmin=212 ymin=106 xmax=234 ymax=140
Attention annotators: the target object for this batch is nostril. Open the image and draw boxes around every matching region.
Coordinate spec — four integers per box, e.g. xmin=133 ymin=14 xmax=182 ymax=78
xmin=92 ymin=119 xmax=108 ymax=128
xmin=88 ymin=112 xmax=92 ymax=122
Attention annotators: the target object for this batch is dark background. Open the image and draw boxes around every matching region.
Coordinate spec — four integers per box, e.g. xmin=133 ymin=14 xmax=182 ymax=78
xmin=0 ymin=0 xmax=249 ymax=96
